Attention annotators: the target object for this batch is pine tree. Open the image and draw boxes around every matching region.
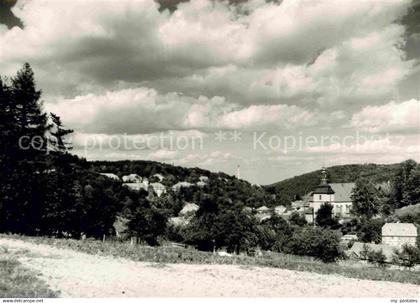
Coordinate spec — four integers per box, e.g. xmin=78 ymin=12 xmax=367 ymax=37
xmin=49 ymin=112 xmax=73 ymax=154
xmin=0 ymin=63 xmax=51 ymax=234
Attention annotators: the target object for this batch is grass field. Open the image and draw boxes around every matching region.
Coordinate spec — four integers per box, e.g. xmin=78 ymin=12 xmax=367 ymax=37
xmin=0 ymin=245 xmax=58 ymax=298
xmin=1 ymin=234 xmax=419 ymax=285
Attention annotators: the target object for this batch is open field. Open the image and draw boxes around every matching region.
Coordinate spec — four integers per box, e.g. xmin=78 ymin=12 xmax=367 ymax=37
xmin=0 ymin=236 xmax=419 ymax=297
xmin=0 ymin=244 xmax=58 ymax=298
xmin=1 ymin=234 xmax=419 ymax=285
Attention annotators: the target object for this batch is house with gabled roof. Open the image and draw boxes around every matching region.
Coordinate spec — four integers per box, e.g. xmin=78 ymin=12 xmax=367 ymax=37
xmin=100 ymin=173 xmax=120 ymax=181
xmin=382 ymin=223 xmax=418 ymax=248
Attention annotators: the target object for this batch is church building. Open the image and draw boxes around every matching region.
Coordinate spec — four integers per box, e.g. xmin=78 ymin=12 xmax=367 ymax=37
xmin=309 ymin=168 xmax=355 ymax=220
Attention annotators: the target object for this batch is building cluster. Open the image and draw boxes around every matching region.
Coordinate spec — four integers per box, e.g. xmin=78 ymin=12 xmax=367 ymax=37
xmin=250 ymin=168 xmax=356 ymax=224
xmin=103 ymin=169 xmax=419 ymax=262
xmin=348 ymin=223 xmax=418 ymax=262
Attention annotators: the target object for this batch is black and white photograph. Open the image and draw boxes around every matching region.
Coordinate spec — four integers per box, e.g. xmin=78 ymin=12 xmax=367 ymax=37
xmin=0 ymin=0 xmax=419 ymax=300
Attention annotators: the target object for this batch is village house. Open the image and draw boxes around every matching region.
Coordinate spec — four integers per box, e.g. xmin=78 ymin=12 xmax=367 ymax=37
xmin=274 ymin=205 xmax=287 ymax=215
xmin=169 ymin=203 xmax=199 ymax=227
xmin=382 ymin=223 xmax=418 ymax=248
xmin=172 ymin=181 xmax=194 ymax=191
xmin=152 ymin=173 xmax=164 ymax=182
xmin=309 ymin=168 xmax=355 ymax=221
xmin=99 ymin=173 xmax=120 ymax=181
xmin=123 ymin=182 xmax=148 ymax=192
xmin=122 ymin=173 xmax=142 ymax=183
xmin=150 ymin=182 xmax=166 ymax=197
xmin=255 ymin=206 xmax=271 ymax=222
xmin=348 ymin=222 xmax=418 ymax=263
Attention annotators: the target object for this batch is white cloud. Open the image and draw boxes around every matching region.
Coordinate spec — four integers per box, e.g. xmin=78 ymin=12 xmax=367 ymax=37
xmin=305 ymin=136 xmax=420 ymax=160
xmin=48 ymin=87 xmax=334 ymax=134
xmin=1 ymin=0 xmax=417 ymax=183
xmin=216 ymin=104 xmax=316 ymax=130
xmin=351 ymin=99 xmax=420 ymax=133
xmin=176 ymin=151 xmax=236 ymax=166
xmin=147 ymin=149 xmax=179 ymax=161
xmin=0 ymin=0 xmax=413 ymax=106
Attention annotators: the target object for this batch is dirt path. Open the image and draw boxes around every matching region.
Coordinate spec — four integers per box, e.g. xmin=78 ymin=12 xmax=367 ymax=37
xmin=0 ymin=238 xmax=419 ymax=297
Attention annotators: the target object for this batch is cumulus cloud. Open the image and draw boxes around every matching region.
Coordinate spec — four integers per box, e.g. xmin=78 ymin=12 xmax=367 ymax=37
xmin=147 ymin=149 xmax=179 ymax=161
xmin=47 ymin=87 xmax=342 ymax=134
xmin=0 ymin=0 xmax=414 ymax=106
xmin=1 ymin=0 xmax=417 ymax=183
xmin=351 ymin=99 xmax=420 ymax=133
xmin=176 ymin=150 xmax=236 ymax=166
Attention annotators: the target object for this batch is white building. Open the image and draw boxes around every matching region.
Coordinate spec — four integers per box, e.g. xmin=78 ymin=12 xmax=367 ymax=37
xmin=309 ymin=168 xmax=354 ymax=220
xmin=122 ymin=174 xmax=142 ymax=183
xmin=150 ymin=182 xmax=166 ymax=197
xmin=172 ymin=181 xmax=194 ymax=191
xmin=100 ymin=173 xmax=120 ymax=181
xmin=123 ymin=182 xmax=148 ymax=192
xmin=382 ymin=223 xmax=418 ymax=248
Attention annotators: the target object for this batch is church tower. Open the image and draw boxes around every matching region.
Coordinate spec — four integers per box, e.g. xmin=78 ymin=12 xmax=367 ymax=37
xmin=310 ymin=167 xmax=335 ymax=215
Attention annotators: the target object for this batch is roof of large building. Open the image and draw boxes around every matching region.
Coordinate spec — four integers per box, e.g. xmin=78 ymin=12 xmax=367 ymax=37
xmin=382 ymin=223 xmax=418 ymax=237
xmin=257 ymin=206 xmax=270 ymax=212
xmin=395 ymin=203 xmax=420 ymax=218
xmin=179 ymin=203 xmax=199 ymax=216
xmin=100 ymin=173 xmax=120 ymax=180
xmin=311 ymin=184 xmax=335 ymax=195
xmin=172 ymin=181 xmax=194 ymax=191
xmin=329 ymin=183 xmax=355 ymax=202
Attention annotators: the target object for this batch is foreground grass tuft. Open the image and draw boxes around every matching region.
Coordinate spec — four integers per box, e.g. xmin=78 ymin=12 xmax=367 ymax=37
xmin=2 ymin=234 xmax=419 ymax=285
xmin=0 ymin=246 xmax=58 ymax=298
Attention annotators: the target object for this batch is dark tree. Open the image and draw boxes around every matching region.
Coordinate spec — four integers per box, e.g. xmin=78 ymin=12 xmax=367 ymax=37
xmin=284 ymin=227 xmax=342 ymax=263
xmin=315 ymin=203 xmax=340 ymax=229
xmin=0 ymin=63 xmax=51 ymax=234
xmin=49 ymin=112 xmax=73 ymax=153
xmin=289 ymin=211 xmax=307 ymax=227
xmin=351 ymin=178 xmax=380 ymax=220
xmin=391 ymin=159 xmax=419 ymax=208
xmin=356 ymin=218 xmax=384 ymax=244
xmin=128 ymin=195 xmax=169 ymax=246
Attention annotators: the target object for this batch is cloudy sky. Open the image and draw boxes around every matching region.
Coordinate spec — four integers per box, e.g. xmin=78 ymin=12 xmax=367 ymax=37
xmin=0 ymin=0 xmax=419 ymax=184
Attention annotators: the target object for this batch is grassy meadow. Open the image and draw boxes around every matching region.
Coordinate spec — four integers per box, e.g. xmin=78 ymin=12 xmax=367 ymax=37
xmin=0 ymin=244 xmax=58 ymax=298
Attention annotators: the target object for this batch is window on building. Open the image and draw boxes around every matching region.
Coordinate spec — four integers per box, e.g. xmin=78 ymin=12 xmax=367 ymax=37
xmin=319 ymin=195 xmax=322 ymax=200
xmin=345 ymin=205 xmax=350 ymax=214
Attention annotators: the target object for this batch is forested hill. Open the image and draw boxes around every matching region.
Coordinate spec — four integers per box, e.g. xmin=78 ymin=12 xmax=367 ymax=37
xmin=265 ymin=163 xmax=409 ymax=202
xmin=87 ymin=159 xmax=275 ymax=207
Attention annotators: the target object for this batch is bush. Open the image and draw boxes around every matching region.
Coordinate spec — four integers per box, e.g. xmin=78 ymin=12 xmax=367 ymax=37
xmin=289 ymin=212 xmax=307 ymax=227
xmin=367 ymin=249 xmax=387 ymax=268
xmin=284 ymin=227 xmax=342 ymax=263
xmin=258 ymin=214 xmax=293 ymax=252
xmin=392 ymin=244 xmax=420 ymax=268
xmin=356 ymin=218 xmax=383 ymax=244
xmin=360 ymin=244 xmax=371 ymax=260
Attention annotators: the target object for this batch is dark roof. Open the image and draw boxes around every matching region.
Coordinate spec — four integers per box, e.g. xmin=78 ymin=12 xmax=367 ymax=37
xmin=311 ymin=184 xmax=335 ymax=195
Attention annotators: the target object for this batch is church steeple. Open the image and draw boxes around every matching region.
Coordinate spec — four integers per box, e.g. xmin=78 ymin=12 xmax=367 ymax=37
xmin=320 ymin=167 xmax=327 ymax=185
